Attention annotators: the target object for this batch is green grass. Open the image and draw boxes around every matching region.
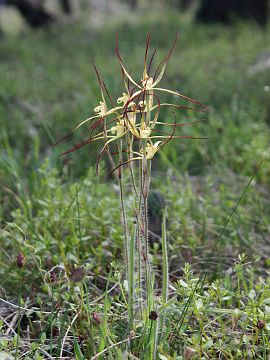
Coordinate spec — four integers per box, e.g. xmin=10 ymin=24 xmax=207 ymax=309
xmin=1 ymin=8 xmax=270 ymax=359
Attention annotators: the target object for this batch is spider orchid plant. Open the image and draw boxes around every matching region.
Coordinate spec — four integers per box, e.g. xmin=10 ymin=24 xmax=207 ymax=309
xmin=56 ymin=33 xmax=208 ymax=357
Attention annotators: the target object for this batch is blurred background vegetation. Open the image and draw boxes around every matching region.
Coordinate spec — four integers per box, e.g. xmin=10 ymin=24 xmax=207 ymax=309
xmin=0 ymin=0 xmax=270 ymax=282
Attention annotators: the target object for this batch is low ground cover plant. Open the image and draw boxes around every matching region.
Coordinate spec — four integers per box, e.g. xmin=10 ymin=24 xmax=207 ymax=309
xmin=1 ymin=163 xmax=270 ymax=359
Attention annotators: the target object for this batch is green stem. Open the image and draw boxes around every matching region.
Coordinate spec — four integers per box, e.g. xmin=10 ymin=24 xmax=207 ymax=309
xmin=127 ymin=133 xmax=138 ymax=200
xmin=118 ymin=149 xmax=129 ymax=274
xmin=15 ymin=269 xmax=23 ymax=360
xmin=141 ymin=144 xmax=152 ymax=314
xmin=128 ymin=225 xmax=136 ymax=328
xmin=159 ymin=207 xmax=168 ymax=343
xmin=103 ymin=116 xmax=117 ymax=179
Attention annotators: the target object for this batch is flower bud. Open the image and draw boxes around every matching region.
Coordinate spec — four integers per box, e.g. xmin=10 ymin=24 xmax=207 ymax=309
xmin=92 ymin=312 xmax=102 ymax=325
xmin=183 ymin=346 xmax=196 ymax=360
xmin=257 ymin=319 xmax=265 ymax=329
xmin=149 ymin=310 xmax=158 ymax=321
xmin=17 ymin=252 xmax=25 ymax=268
xmin=50 ymin=272 xmax=57 ymax=283
xmin=70 ymin=267 xmax=85 ymax=283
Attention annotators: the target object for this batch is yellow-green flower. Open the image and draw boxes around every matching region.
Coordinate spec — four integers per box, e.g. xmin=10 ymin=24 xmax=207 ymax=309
xmin=117 ymin=93 xmax=129 ymax=105
xmin=141 ymin=74 xmax=154 ymax=90
xmin=140 ymin=122 xmax=151 ymax=139
xmin=94 ymin=101 xmax=107 ymax=116
xmin=145 ymin=141 xmax=162 ymax=160
xmin=111 ymin=119 xmax=125 ymax=137
xmin=58 ymin=33 xmax=207 ymax=171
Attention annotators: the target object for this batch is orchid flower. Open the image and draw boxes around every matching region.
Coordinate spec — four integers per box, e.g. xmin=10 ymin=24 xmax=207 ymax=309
xmin=56 ymin=33 xmax=208 ymax=174
xmin=145 ymin=141 xmax=162 ymax=160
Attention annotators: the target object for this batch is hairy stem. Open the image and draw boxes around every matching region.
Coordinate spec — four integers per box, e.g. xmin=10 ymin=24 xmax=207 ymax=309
xmin=159 ymin=207 xmax=168 ymax=342
xmin=127 ymin=133 xmax=139 ymax=200
xmin=118 ymin=140 xmax=129 ymax=274
xmin=141 ymin=142 xmax=152 ymax=314
xmin=128 ymin=225 xmax=136 ymax=328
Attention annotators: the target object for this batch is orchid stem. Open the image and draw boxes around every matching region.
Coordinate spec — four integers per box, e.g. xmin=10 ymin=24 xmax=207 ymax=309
xmin=118 ymin=140 xmax=129 ymax=275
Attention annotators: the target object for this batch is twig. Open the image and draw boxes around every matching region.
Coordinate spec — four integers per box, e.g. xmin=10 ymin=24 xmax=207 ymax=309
xmin=60 ymin=311 xmax=80 ymax=358
xmin=2 ymin=316 xmax=17 ymax=336
xmin=88 ymin=283 xmax=119 ymax=305
xmin=91 ymin=335 xmax=141 ymax=360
